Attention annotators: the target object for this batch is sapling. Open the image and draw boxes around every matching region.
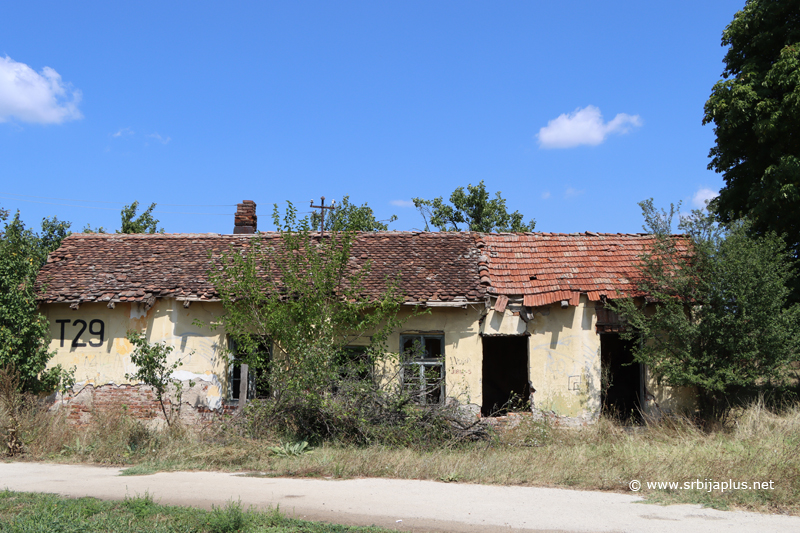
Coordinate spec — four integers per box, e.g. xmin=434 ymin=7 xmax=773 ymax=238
xmin=125 ymin=332 xmax=194 ymax=426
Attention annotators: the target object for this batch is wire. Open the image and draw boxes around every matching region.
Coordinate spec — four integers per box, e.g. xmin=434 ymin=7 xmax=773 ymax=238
xmin=0 ymin=195 xmax=118 ymax=211
xmin=0 ymin=192 xmax=237 ymax=207
xmin=154 ymin=211 xmax=230 ymax=215
xmin=0 ymin=195 xmax=230 ymax=215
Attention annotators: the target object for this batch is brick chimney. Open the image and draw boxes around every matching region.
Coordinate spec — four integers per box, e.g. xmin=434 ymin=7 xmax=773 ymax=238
xmin=233 ymin=200 xmax=257 ymax=234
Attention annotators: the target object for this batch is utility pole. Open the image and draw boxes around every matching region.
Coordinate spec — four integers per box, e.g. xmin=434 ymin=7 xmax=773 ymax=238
xmin=310 ymin=196 xmax=336 ymax=236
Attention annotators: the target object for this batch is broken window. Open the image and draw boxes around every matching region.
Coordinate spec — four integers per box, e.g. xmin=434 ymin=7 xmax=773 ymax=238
xmin=228 ymin=336 xmax=271 ymax=401
xmin=400 ymin=334 xmax=444 ymax=405
xmin=336 ymin=345 xmax=373 ymax=381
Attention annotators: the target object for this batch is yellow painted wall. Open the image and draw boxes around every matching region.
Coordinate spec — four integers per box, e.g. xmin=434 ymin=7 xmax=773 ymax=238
xmin=392 ymin=301 xmax=602 ymax=419
xmin=390 ymin=306 xmax=485 ymax=410
xmin=523 ymin=296 xmax=601 ymax=420
xmin=42 ymin=299 xmax=228 ymax=408
xmin=41 ymin=296 xmax=695 ymax=419
xmin=645 ymin=369 xmax=697 ymax=415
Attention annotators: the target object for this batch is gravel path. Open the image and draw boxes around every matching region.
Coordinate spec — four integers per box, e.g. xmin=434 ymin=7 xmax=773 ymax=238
xmin=1 ymin=462 xmax=798 ymax=533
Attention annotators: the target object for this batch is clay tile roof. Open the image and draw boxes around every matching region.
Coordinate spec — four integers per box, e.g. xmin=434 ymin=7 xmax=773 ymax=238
xmin=480 ymin=232 xmax=681 ymax=307
xmin=35 ymin=232 xmax=485 ymax=305
xmin=36 ymin=231 xmax=682 ymax=308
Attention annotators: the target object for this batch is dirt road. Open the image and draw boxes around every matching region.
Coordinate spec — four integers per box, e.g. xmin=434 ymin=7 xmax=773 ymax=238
xmin=1 ymin=462 xmax=798 ymax=532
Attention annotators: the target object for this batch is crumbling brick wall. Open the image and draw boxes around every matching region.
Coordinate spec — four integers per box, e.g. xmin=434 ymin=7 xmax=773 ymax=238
xmin=51 ymin=382 xmax=230 ymax=427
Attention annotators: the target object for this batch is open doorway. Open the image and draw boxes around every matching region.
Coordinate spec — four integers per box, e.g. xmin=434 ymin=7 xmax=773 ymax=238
xmin=481 ymin=335 xmax=530 ymax=416
xmin=600 ymin=333 xmax=642 ymax=421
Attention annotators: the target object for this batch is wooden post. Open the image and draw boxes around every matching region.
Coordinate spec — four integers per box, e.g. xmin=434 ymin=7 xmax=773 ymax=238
xmin=238 ymin=364 xmax=248 ymax=410
xmin=310 ymin=196 xmax=336 ymax=236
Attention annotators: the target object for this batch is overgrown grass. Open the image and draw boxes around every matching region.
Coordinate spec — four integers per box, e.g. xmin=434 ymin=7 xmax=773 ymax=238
xmin=0 ymin=490 xmax=392 ymax=532
xmin=4 ymin=397 xmax=800 ymax=516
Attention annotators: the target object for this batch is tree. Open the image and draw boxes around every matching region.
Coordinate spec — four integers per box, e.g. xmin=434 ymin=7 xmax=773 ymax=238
xmin=412 ymin=181 xmax=535 ymax=232
xmin=125 ymin=332 xmax=193 ymax=426
xmin=306 ymin=196 xmax=396 ymax=232
xmin=608 ymin=200 xmax=800 ymax=413
xmin=207 ymin=201 xmax=410 ymax=440
xmin=703 ymin=0 xmax=800 ymax=266
xmin=120 ymin=201 xmax=163 ymax=234
xmin=0 ymin=208 xmax=73 ymax=393
xmin=83 ymin=201 xmax=164 ymax=234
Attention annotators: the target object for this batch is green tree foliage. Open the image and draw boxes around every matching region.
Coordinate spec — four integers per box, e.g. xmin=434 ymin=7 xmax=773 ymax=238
xmin=83 ymin=201 xmax=163 ymax=234
xmin=703 ymin=0 xmax=800 ymax=261
xmin=119 ymin=201 xmax=163 ymax=234
xmin=125 ymin=332 xmax=193 ymax=426
xmin=208 ymin=202 xmax=409 ymax=439
xmin=307 ymin=196 xmax=396 ymax=232
xmin=609 ymin=200 xmax=800 ymax=412
xmin=412 ymin=181 xmax=535 ymax=232
xmin=0 ymin=209 xmax=73 ymax=393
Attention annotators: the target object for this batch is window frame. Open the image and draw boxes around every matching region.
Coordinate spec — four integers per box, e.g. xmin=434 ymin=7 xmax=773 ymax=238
xmin=399 ymin=333 xmax=445 ymax=405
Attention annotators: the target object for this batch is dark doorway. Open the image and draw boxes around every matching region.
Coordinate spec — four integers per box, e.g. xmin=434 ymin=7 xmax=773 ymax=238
xmin=482 ymin=336 xmax=530 ymax=416
xmin=229 ymin=336 xmax=271 ymax=401
xmin=600 ymin=333 xmax=642 ymax=421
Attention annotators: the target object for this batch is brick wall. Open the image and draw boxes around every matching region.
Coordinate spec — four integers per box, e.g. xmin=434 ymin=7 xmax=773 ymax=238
xmin=53 ymin=383 xmax=232 ymax=427
xmin=233 ymin=200 xmax=257 ymax=234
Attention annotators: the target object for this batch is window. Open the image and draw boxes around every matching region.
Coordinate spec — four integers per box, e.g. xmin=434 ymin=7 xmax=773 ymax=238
xmin=337 ymin=346 xmax=372 ymax=381
xmin=228 ymin=336 xmax=271 ymax=401
xmin=400 ymin=334 xmax=444 ymax=404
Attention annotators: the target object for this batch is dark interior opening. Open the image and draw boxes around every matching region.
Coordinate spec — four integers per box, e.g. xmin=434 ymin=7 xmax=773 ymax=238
xmin=481 ymin=335 xmax=530 ymax=417
xmin=600 ymin=333 xmax=642 ymax=421
xmin=230 ymin=336 xmax=271 ymax=400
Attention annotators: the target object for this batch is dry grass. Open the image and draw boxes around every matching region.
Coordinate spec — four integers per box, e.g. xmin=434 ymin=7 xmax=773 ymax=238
xmin=3 ymin=397 xmax=800 ymax=515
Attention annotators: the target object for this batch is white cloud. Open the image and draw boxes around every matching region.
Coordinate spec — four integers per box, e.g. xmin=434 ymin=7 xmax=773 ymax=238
xmin=541 ymin=191 xmax=551 ymax=200
xmin=111 ymin=127 xmax=134 ymax=138
xmin=692 ymin=187 xmax=718 ymax=208
xmin=565 ymin=186 xmax=585 ymax=199
xmin=0 ymin=56 xmax=82 ymax=124
xmin=147 ymin=133 xmax=171 ymax=144
xmin=390 ymin=199 xmax=415 ymax=207
xmin=537 ymin=105 xmax=641 ymax=149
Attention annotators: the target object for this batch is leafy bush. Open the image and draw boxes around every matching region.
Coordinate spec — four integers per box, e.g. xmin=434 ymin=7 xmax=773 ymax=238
xmin=0 ymin=210 xmax=72 ymax=394
xmin=125 ymin=332 xmax=194 ymax=426
xmin=609 ymin=201 xmax=800 ymax=416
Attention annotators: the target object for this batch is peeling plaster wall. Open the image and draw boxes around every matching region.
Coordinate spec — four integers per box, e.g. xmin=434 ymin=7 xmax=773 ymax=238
xmin=391 ymin=306 xmax=484 ymax=411
xmin=42 ymin=299 xmax=227 ymax=409
xmin=482 ymin=297 xmax=698 ymax=421
xmin=389 ymin=302 xmax=604 ymax=419
xmin=523 ymin=296 xmax=601 ymax=421
xmin=42 ymin=297 xmax=697 ymax=422
xmin=645 ymin=369 xmax=697 ymax=416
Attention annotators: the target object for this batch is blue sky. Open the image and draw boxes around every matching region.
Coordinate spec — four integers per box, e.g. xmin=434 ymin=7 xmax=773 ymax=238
xmin=1 ymin=1 xmax=743 ymax=235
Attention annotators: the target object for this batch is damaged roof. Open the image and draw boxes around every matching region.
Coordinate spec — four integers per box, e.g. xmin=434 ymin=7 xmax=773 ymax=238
xmin=36 ymin=231 xmax=676 ymax=308
xmin=35 ymin=232 xmax=485 ymax=305
xmin=479 ymin=232 xmax=672 ymax=307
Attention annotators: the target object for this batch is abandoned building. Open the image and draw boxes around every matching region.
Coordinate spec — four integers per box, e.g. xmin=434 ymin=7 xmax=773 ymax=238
xmin=34 ymin=201 xmax=695 ymax=424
